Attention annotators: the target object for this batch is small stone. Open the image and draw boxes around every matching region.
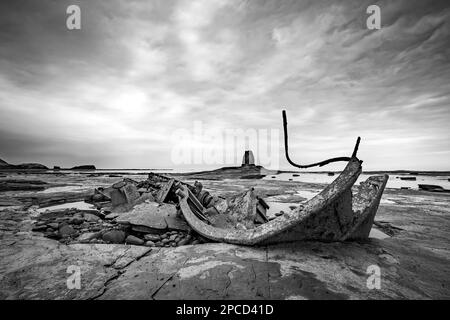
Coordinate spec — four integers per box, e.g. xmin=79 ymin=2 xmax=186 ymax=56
xmin=59 ymin=225 xmax=75 ymax=237
xmin=32 ymin=225 xmax=47 ymax=232
xmin=145 ymin=241 xmax=155 ymax=246
xmin=170 ymin=242 xmax=177 ymax=247
xmin=144 ymin=234 xmax=160 ymax=241
xmin=161 ymin=238 xmax=170 ymax=244
xmin=47 ymin=223 xmax=59 ymax=229
xmin=160 ymin=233 xmax=168 ymax=239
xmin=70 ymin=217 xmax=84 ymax=225
xmin=177 ymin=235 xmax=192 ymax=246
xmin=83 ymin=213 xmax=100 ymax=222
xmin=77 ymin=232 xmax=99 ymax=243
xmin=125 ymin=235 xmax=144 ymax=245
xmin=102 ymin=230 xmax=126 ymax=243
xmin=169 ymin=234 xmax=177 ymax=241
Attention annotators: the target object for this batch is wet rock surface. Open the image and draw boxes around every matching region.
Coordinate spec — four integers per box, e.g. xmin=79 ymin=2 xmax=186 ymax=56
xmin=0 ymin=170 xmax=449 ymax=299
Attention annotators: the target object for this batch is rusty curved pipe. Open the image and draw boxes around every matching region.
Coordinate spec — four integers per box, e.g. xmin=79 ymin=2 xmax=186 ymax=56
xmin=282 ymin=110 xmax=361 ymax=169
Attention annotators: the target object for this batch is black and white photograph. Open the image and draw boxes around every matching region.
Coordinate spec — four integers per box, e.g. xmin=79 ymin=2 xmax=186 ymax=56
xmin=0 ymin=0 xmax=449 ymax=304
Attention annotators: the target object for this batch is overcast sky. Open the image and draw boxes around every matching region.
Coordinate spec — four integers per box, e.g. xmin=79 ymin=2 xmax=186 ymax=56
xmin=0 ymin=0 xmax=449 ymax=171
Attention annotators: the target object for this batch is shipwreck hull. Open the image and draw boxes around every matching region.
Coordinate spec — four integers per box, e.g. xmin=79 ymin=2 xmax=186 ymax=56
xmin=177 ymin=158 xmax=389 ymax=245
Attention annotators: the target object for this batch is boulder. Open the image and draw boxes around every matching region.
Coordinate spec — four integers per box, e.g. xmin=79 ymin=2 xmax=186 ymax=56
xmin=102 ymin=230 xmax=126 ymax=244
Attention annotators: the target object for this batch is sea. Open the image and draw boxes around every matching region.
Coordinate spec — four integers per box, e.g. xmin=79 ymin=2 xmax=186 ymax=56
xmin=45 ymin=168 xmax=450 ymax=191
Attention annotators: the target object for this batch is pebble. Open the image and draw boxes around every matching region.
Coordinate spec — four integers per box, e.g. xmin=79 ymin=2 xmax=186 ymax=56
xmin=177 ymin=235 xmax=192 ymax=246
xmin=59 ymin=225 xmax=76 ymax=237
xmin=47 ymin=223 xmax=59 ymax=229
xmin=161 ymin=238 xmax=170 ymax=244
xmin=177 ymin=239 xmax=188 ymax=246
xmin=125 ymin=235 xmax=144 ymax=245
xmin=83 ymin=213 xmax=100 ymax=222
xmin=70 ymin=217 xmax=84 ymax=225
xmin=144 ymin=234 xmax=160 ymax=241
xmin=145 ymin=241 xmax=155 ymax=246
xmin=77 ymin=232 xmax=99 ymax=243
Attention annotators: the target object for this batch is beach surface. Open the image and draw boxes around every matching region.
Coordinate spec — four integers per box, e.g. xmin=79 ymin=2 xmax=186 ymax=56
xmin=0 ymin=170 xmax=449 ymax=299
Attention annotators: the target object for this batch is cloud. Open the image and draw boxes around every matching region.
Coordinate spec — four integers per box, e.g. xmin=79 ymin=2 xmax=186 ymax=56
xmin=0 ymin=0 xmax=449 ymax=170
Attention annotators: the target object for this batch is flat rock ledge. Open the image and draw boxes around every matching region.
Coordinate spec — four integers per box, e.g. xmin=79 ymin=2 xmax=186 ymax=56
xmin=0 ymin=232 xmax=449 ymax=299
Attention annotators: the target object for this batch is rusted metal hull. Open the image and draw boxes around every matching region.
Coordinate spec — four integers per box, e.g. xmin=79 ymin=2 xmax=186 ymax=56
xmin=177 ymin=158 xmax=389 ymax=245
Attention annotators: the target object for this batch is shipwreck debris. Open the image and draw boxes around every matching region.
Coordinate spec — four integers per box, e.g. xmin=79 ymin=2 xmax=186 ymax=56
xmin=174 ymin=110 xmax=389 ymax=245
